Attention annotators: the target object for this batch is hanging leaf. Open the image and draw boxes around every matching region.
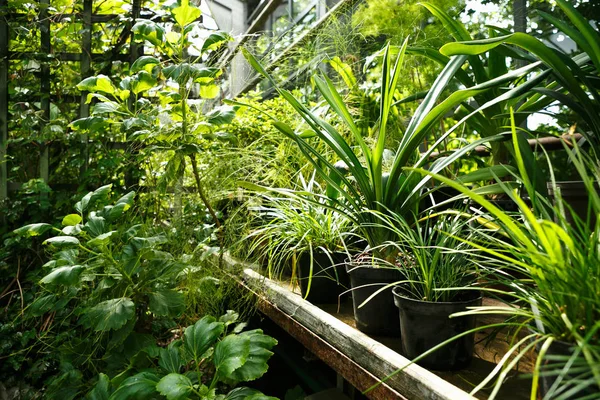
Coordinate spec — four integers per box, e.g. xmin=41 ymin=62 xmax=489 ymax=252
xmin=131 ymin=56 xmax=161 ymax=74
xmin=85 ymin=298 xmax=135 ymax=332
xmin=13 ymin=223 xmax=53 ymax=237
xmin=201 ymin=32 xmax=231 ymax=53
xmin=172 ymin=0 xmax=201 ymax=27
xmin=184 ymin=316 xmax=224 ymax=362
xmin=77 ymin=75 xmax=117 ymax=95
xmin=62 ymin=214 xmax=83 ymax=226
xmin=109 ymin=372 xmax=160 ymax=400
xmin=40 ymin=265 xmax=85 ymax=286
xmin=43 ymin=236 xmax=80 ymax=247
xmin=132 ymin=20 xmax=165 ymax=47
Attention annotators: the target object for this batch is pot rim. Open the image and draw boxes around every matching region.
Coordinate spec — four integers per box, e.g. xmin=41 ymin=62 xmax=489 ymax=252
xmin=392 ymin=285 xmax=482 ymax=306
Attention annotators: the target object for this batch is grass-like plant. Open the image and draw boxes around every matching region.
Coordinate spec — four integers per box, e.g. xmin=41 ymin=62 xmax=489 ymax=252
xmin=410 ymin=111 xmax=600 ymax=398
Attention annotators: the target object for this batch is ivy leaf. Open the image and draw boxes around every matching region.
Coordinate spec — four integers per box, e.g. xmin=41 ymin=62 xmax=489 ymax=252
xmin=224 ymin=330 xmax=277 ymax=383
xmin=172 ymin=0 xmax=201 ymax=27
xmin=40 ymin=265 xmax=85 ymax=286
xmin=132 ymin=20 xmax=165 ymax=47
xmin=201 ymin=32 xmax=231 ymax=53
xmin=13 ymin=223 xmax=53 ymax=237
xmin=77 ymin=75 xmax=117 ymax=95
xmin=43 ymin=236 xmax=80 ymax=247
xmin=156 ymin=373 xmax=192 ymax=400
xmin=109 ymin=372 xmax=159 ymax=400
xmin=62 ymin=214 xmax=83 ymax=226
xmin=131 ymin=56 xmax=161 ymax=74
xmin=214 ymin=335 xmax=250 ymax=380
xmin=149 ymin=289 xmax=185 ymax=317
xmin=159 ymin=342 xmax=182 ymax=374
xmin=86 ymin=298 xmax=135 ymax=332
xmin=184 ymin=316 xmax=224 ymax=362
xmin=225 ymin=387 xmax=278 ymax=400
xmin=86 ymin=373 xmax=110 ymax=400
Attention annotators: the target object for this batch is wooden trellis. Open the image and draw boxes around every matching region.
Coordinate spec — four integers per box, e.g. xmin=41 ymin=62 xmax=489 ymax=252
xmin=0 ymin=0 xmax=148 ymax=200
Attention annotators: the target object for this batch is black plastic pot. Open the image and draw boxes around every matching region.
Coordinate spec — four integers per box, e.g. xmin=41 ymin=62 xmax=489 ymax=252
xmin=538 ymin=339 xmax=600 ymax=398
xmin=392 ymin=287 xmax=481 ymax=370
xmin=346 ymin=264 xmax=402 ymax=336
xmin=548 ymin=181 xmax=598 ymax=226
xmin=297 ymin=252 xmax=349 ymax=304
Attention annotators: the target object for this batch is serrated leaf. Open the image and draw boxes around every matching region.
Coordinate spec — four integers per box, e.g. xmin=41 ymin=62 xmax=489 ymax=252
xmin=109 ymin=372 xmax=159 ymax=400
xmin=149 ymin=289 xmax=185 ymax=317
xmin=86 ymin=298 xmax=135 ymax=332
xmin=214 ymin=335 xmax=249 ymax=379
xmin=156 ymin=373 xmax=192 ymax=400
xmin=13 ymin=223 xmax=53 ymax=237
xmin=62 ymin=214 xmax=83 ymax=226
xmin=43 ymin=236 xmax=80 ymax=247
xmin=86 ymin=373 xmax=110 ymax=400
xmin=225 ymin=330 xmax=277 ymax=383
xmin=172 ymin=0 xmax=201 ymax=27
xmin=159 ymin=342 xmax=182 ymax=374
xmin=40 ymin=265 xmax=85 ymax=286
xmin=184 ymin=316 xmax=224 ymax=362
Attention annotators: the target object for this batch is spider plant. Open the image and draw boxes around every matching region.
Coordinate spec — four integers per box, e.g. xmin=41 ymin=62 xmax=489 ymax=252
xmin=244 ymin=174 xmax=351 ymax=297
xmin=410 ymin=110 xmax=600 ymax=398
xmin=234 ymin=40 xmax=516 ymax=253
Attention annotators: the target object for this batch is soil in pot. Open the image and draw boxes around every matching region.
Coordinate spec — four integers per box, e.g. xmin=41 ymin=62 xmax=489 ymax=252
xmin=393 ymin=287 xmax=481 ymax=370
xmin=346 ymin=264 xmax=402 ymax=336
xmin=297 ymin=251 xmax=349 ymax=304
xmin=538 ymin=339 xmax=600 ymax=398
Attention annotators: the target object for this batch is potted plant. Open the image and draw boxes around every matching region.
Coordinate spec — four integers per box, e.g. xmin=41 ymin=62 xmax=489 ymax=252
xmin=245 ymin=178 xmax=352 ymax=304
xmin=412 ymin=116 xmax=600 ymax=398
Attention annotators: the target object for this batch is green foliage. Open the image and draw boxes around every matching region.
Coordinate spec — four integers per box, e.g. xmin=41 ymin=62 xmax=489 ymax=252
xmin=85 ymin=313 xmax=278 ymax=400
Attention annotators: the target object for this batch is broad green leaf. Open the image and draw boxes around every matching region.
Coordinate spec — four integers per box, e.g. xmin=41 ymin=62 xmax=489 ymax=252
xmin=149 ymin=289 xmax=185 ymax=317
xmin=131 ymin=56 xmax=161 ymax=74
xmin=87 ymin=231 xmax=117 ymax=248
xmin=184 ymin=316 xmax=224 ymax=362
xmin=85 ymin=215 xmax=107 ymax=237
xmin=201 ymin=32 xmax=231 ymax=53
xmin=75 ymin=184 xmax=112 ymax=214
xmin=159 ymin=342 xmax=182 ymax=374
xmin=70 ymin=116 xmax=109 ymax=132
xmin=224 ymin=330 xmax=277 ymax=382
xmin=108 ymin=191 xmax=135 ymax=221
xmin=214 ymin=335 xmax=249 ymax=379
xmin=130 ymin=71 xmax=157 ymax=95
xmin=199 ymin=84 xmax=219 ymax=99
xmin=40 ymin=265 xmax=85 ymax=286
xmin=86 ymin=373 xmax=110 ymax=400
xmin=206 ymin=105 xmax=237 ymax=126
xmin=172 ymin=0 xmax=201 ymax=27
xmin=132 ymin=20 xmax=165 ymax=47
xmin=109 ymin=372 xmax=159 ymax=400
xmin=86 ymin=298 xmax=135 ymax=332
xmin=93 ymin=102 xmax=121 ymax=115
xmin=225 ymin=387 xmax=278 ymax=400
xmin=29 ymin=294 xmax=57 ymax=316
xmin=62 ymin=214 xmax=83 ymax=226
xmin=14 ymin=223 xmax=53 ymax=237
xmin=156 ymin=373 xmax=192 ymax=400
xmin=219 ymin=310 xmax=239 ymax=326
xmin=77 ymin=75 xmax=117 ymax=95
xmin=43 ymin=236 xmax=80 ymax=247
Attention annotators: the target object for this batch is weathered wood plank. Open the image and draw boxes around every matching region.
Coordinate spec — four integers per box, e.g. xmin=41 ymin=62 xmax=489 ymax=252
xmin=79 ymin=0 xmax=92 ymax=179
xmin=241 ymin=267 xmax=475 ymax=400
